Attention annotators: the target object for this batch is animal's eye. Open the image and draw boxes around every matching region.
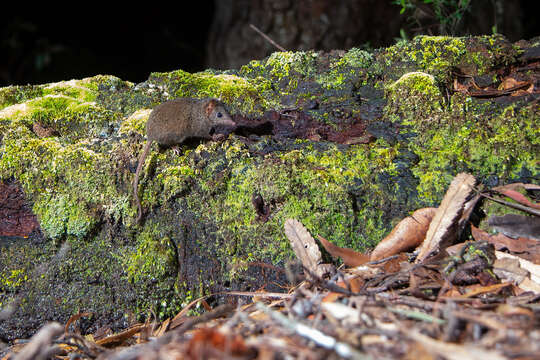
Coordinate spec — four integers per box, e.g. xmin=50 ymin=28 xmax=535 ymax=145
xmin=217 ymin=112 xmax=223 ymax=118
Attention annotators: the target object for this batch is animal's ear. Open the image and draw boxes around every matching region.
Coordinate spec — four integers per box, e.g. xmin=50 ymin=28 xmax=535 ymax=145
xmin=205 ymin=99 xmax=218 ymax=116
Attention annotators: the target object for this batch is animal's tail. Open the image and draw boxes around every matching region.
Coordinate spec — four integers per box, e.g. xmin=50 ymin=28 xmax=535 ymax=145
xmin=134 ymin=141 xmax=152 ymax=223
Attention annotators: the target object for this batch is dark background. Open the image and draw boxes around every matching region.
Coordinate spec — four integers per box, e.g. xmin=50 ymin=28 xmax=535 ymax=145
xmin=2 ymin=0 xmax=539 ymax=87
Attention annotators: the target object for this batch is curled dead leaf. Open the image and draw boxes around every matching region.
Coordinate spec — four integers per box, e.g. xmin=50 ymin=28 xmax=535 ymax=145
xmin=317 ymin=235 xmax=369 ymax=267
xmin=370 ymin=207 xmax=436 ymax=262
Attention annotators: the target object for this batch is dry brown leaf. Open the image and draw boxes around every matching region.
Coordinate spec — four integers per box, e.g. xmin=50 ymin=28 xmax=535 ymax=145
xmin=453 ymin=78 xmax=469 ymax=92
xmin=471 ymin=224 xmax=540 ymax=262
xmin=153 ymin=318 xmax=170 ymax=338
xmin=416 ymin=173 xmax=476 ymax=263
xmin=322 ymin=276 xmax=364 ymax=302
xmin=95 ymin=324 xmax=147 ymax=346
xmin=493 ymin=257 xmax=529 ymax=285
xmin=496 ymin=304 xmax=535 ymax=329
xmin=322 ymin=291 xmax=344 ymax=303
xmin=186 ymin=328 xmax=251 ymax=358
xmin=493 ymin=188 xmax=540 ymax=209
xmin=284 ymin=219 xmax=331 ymax=278
xmin=495 ymin=250 xmax=540 ymax=287
xmin=518 ymin=277 xmax=540 ymax=294
xmin=454 ymin=282 xmax=512 ymax=299
xmin=317 ymin=235 xmax=369 ymax=267
xmin=370 ymin=207 xmax=436 ymax=261
xmin=494 ymin=182 xmax=540 ymax=192
xmin=498 ymin=77 xmax=532 ymax=91
xmin=499 ymin=77 xmax=520 ymax=90
xmin=380 ymin=252 xmax=409 ymax=273
xmin=64 ymin=311 xmax=93 ymax=334
xmin=170 ymin=294 xmax=212 ymax=329
xmin=11 ymin=322 xmax=63 ymax=360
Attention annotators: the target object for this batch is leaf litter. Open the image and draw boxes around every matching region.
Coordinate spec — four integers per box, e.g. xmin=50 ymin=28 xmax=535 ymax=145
xmin=2 ymin=173 xmax=540 ymax=360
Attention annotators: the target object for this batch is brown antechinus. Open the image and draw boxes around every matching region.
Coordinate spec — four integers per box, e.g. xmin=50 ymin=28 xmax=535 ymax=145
xmin=133 ymin=98 xmax=235 ymax=223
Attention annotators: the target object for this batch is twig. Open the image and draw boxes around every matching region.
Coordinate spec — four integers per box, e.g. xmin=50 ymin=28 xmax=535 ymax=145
xmin=61 ymin=333 xmax=108 ymax=359
xmin=302 ymin=266 xmax=360 ymax=296
xmin=377 ymin=293 xmax=437 ymax=312
xmin=387 ymin=306 xmax=446 ymax=325
xmin=255 ymin=302 xmax=370 ymax=360
xmin=155 ymin=304 xmax=234 ymax=347
xmin=12 ymin=322 xmax=63 ymax=360
xmin=366 ymin=254 xmax=400 ymax=265
xmin=480 ymin=192 xmax=540 ymax=217
xmin=249 ymin=24 xmax=287 ymax=51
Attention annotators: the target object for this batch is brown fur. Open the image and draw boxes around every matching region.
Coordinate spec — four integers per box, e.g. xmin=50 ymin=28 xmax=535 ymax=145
xmin=133 ymin=98 xmax=235 ymax=223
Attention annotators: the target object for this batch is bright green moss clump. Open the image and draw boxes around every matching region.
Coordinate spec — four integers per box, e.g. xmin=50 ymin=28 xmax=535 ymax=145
xmin=125 ymin=223 xmax=177 ymax=284
xmin=149 ymin=69 xmax=275 ymax=115
xmin=410 ymin=102 xmax=539 ymax=203
xmin=0 ymin=136 xmax=123 ymax=239
xmin=379 ymin=35 xmax=519 ymax=84
xmin=384 ymin=66 xmax=538 ymax=205
xmin=0 ymin=76 xmax=129 ymax=240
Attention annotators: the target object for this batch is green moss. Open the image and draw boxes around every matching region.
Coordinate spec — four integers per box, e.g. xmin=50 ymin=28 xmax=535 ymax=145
xmin=0 ymin=136 xmax=128 ymax=239
xmin=118 ymin=108 xmax=152 ymax=136
xmin=174 ymin=138 xmax=400 ymax=268
xmin=381 ymin=35 xmax=465 ymax=82
xmin=0 ymin=76 xmax=132 ymax=240
xmin=385 ymin=71 xmax=444 ymax=128
xmin=387 ymin=71 xmax=439 ymax=95
xmin=412 ymin=102 xmax=538 ymax=203
xmin=0 ymin=85 xmax=44 ymax=110
xmin=317 ymin=48 xmax=374 ymax=90
xmin=0 ymin=35 xmax=537 ymax=335
xmin=131 ymin=133 xmax=402 ymax=271
xmin=264 ymin=51 xmax=319 ymax=79
xmin=41 ymin=79 xmax=98 ymax=102
xmin=239 ymin=51 xmax=323 ymax=106
xmin=0 ymin=269 xmax=28 ymax=291
xmin=149 ymin=69 xmax=274 ymax=115
xmin=25 ymin=95 xmax=111 ymax=135
xmin=379 ymin=35 xmax=518 ymax=84
xmin=0 ymin=80 xmax=118 ymax=142
xmin=125 ymin=224 xmax=177 ymax=283
xmin=386 ymin=79 xmax=539 ymax=204
xmin=0 ymin=77 xmax=109 ymax=111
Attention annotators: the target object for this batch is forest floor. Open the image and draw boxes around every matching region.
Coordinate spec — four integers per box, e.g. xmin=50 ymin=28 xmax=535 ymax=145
xmin=3 ymin=173 xmax=539 ymax=360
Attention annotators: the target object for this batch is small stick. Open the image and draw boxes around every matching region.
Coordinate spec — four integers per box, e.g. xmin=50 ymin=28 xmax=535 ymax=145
xmin=481 ymin=192 xmax=540 ymax=217
xmin=249 ymin=24 xmax=287 ymax=51
xmin=255 ymin=302 xmax=369 ymax=359
xmin=366 ymin=254 xmax=400 ymax=265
